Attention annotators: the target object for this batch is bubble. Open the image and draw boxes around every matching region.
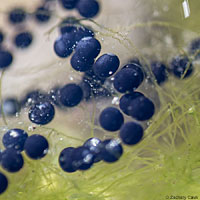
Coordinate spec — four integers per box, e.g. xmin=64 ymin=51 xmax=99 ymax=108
xmin=112 ymin=97 xmax=119 ymax=105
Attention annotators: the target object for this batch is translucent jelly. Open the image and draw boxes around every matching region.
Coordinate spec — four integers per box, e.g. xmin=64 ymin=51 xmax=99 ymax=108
xmin=0 ymin=1 xmax=200 ymax=200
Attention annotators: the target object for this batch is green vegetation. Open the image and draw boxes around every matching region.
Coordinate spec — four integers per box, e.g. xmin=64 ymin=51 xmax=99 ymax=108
xmin=1 ymin=0 xmax=200 ymax=199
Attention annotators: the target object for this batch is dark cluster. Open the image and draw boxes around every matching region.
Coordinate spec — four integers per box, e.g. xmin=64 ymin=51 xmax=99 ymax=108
xmin=59 ymin=0 xmax=100 ymax=18
xmin=0 ymin=128 xmax=49 ymax=194
xmin=59 ymin=137 xmax=123 ymax=173
xmin=56 ymin=32 xmax=199 ymax=176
